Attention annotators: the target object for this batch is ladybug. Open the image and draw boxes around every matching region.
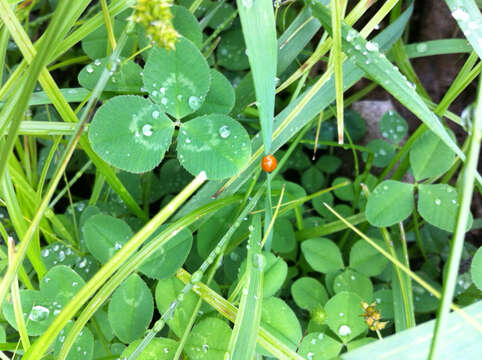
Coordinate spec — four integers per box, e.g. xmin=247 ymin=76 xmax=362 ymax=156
xmin=261 ymin=155 xmax=277 ymax=173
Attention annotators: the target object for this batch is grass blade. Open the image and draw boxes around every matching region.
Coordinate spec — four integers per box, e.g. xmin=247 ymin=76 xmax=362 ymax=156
xmin=331 ymin=0 xmax=345 ymax=144
xmin=236 ymin=0 xmax=277 ymax=154
xmin=428 ymin=75 xmax=482 ymax=359
xmin=446 ymin=0 xmax=482 ymax=60
xmin=227 ymin=214 xmax=264 ymax=360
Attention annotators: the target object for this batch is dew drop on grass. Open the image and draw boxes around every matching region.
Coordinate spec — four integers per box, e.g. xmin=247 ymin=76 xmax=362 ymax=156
xmin=242 ymin=0 xmax=253 ymax=8
xmin=452 ymin=8 xmax=469 ymax=22
xmin=338 ymin=324 xmax=352 ymax=336
xmin=191 ymin=270 xmax=202 ymax=283
xmin=188 ymin=96 xmax=200 ymax=110
xmin=253 ymin=253 xmax=266 ymax=270
xmin=152 ymin=110 xmax=160 ymax=119
xmin=416 ymin=43 xmax=428 ymax=53
xmin=142 ymin=124 xmax=153 ymax=137
xmin=435 ymin=198 xmax=441 ymax=205
xmin=365 ymin=41 xmax=379 ymax=52
xmin=218 ymin=125 xmax=231 ymax=138
xmin=86 ymin=65 xmax=94 ymax=73
xmin=29 ymin=305 xmax=50 ymax=321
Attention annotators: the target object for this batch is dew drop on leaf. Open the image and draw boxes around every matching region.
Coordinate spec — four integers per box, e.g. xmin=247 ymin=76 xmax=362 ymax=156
xmin=188 ymin=96 xmax=200 ymax=110
xmin=86 ymin=65 xmax=94 ymax=73
xmin=435 ymin=198 xmax=441 ymax=205
xmin=142 ymin=124 xmax=153 ymax=137
xmin=218 ymin=125 xmax=231 ymax=138
xmin=29 ymin=305 xmax=50 ymax=321
xmin=338 ymin=324 xmax=352 ymax=336
xmin=94 ymin=59 xmax=101 ymax=66
xmin=152 ymin=110 xmax=160 ymax=119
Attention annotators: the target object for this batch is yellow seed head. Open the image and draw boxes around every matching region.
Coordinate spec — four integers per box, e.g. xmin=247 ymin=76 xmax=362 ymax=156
xmin=133 ymin=0 xmax=179 ymax=50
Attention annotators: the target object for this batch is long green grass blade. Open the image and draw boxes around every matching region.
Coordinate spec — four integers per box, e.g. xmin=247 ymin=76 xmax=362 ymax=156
xmin=331 ymin=0 xmax=345 ymax=144
xmin=228 ymin=214 xmax=264 ymax=360
xmin=428 ymin=76 xmax=482 ymax=359
xmin=236 ymin=0 xmax=277 ymax=154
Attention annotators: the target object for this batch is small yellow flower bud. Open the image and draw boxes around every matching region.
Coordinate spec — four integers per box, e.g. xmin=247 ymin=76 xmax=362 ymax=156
xmin=133 ymin=0 xmax=179 ymax=50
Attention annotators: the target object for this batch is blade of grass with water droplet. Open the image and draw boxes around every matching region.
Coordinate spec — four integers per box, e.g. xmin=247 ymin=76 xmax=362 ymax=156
xmin=227 ymin=214 xmax=263 ymax=360
xmin=446 ymin=0 xmax=482 ymax=60
xmin=310 ymin=1 xmax=464 ymax=160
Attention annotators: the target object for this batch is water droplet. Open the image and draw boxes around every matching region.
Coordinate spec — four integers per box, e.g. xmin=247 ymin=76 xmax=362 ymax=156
xmin=114 ymin=242 xmax=123 ymax=250
xmin=469 ymin=21 xmax=479 ymax=30
xmin=435 ymin=198 xmax=441 ymax=205
xmin=452 ymin=8 xmax=469 ymax=22
xmin=242 ymin=0 xmax=253 ymax=8
xmin=188 ymin=96 xmax=200 ymax=110
xmin=94 ymin=59 xmax=101 ymax=66
xmin=152 ymin=110 xmax=160 ymax=119
xmin=365 ymin=41 xmax=379 ymax=52
xmin=78 ymin=259 xmax=87 ymax=268
xmin=253 ymin=253 xmax=266 ymax=270
xmin=161 ymin=98 xmax=168 ymax=105
xmin=142 ymin=124 xmax=153 ymax=137
xmin=53 ymin=245 xmax=59 ymax=252
xmin=452 ymin=199 xmax=457 ymax=204
xmin=202 ymin=344 xmax=209 ymax=352
xmin=42 ymin=249 xmax=49 ymax=257
xmin=58 ymin=251 xmax=65 ymax=262
xmin=29 ymin=305 xmax=50 ymax=321
xmin=191 ymin=270 xmax=202 ymax=283
xmin=350 ymin=275 xmax=356 ymax=280
xmin=416 ymin=43 xmax=428 ymax=53
xmin=185 ymin=138 xmax=191 ymax=143
xmin=338 ymin=324 xmax=352 ymax=336
xmin=218 ymin=125 xmax=231 ymax=139
xmin=72 ymin=281 xmax=78 ymax=287
xmin=86 ymin=65 xmax=94 ymax=73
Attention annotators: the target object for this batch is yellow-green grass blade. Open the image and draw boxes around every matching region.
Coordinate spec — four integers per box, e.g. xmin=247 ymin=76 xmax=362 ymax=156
xmin=227 ymin=214 xmax=264 ymax=360
xmin=177 ymin=268 xmax=305 ymax=360
xmin=331 ymin=0 xmax=345 ymax=144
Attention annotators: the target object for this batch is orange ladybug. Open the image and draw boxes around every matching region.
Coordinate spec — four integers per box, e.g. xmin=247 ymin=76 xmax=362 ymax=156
xmin=261 ymin=155 xmax=277 ymax=173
